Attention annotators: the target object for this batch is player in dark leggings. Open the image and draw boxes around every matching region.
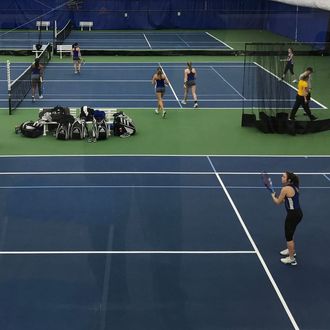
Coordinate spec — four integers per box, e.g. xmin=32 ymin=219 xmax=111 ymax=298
xmin=31 ymin=58 xmax=44 ymax=102
xmin=271 ymin=171 xmax=303 ymax=266
xmin=71 ymin=42 xmax=82 ymax=74
xmin=281 ymin=47 xmax=296 ymax=83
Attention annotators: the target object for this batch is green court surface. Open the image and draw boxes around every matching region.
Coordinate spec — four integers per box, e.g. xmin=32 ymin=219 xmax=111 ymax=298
xmin=1 ymin=30 xmax=330 ymax=156
xmin=1 ymin=106 xmax=330 ymax=156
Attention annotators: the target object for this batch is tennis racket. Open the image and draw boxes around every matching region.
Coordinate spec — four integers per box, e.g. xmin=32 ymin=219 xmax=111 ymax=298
xmin=261 ymin=172 xmax=275 ymax=193
xmin=80 ymin=57 xmax=86 ymax=65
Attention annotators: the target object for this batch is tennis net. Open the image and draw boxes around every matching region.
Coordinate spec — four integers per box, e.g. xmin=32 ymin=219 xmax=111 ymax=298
xmin=55 ymin=19 xmax=73 ymax=45
xmin=8 ymin=43 xmax=52 ymax=115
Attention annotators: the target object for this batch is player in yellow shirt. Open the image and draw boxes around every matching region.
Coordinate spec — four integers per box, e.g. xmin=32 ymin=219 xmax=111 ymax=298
xmin=289 ymin=74 xmax=317 ymax=121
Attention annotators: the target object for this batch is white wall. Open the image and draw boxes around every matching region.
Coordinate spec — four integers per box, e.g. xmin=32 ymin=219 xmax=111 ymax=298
xmin=272 ymin=0 xmax=330 ymax=11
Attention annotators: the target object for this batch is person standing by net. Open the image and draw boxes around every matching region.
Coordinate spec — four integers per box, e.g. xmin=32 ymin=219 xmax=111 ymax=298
xmin=181 ymin=62 xmax=198 ymax=108
xmin=289 ymin=74 xmax=317 ymax=121
xmin=71 ymin=42 xmax=82 ymax=74
xmin=152 ymin=66 xmax=169 ymax=118
xmin=281 ymin=47 xmax=296 ymax=83
xmin=31 ymin=58 xmax=44 ymax=102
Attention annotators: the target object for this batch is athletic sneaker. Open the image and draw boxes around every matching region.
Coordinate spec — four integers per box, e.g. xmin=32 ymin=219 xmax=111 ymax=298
xmin=39 ymin=95 xmax=43 ymax=99
xmin=162 ymin=110 xmax=166 ymax=118
xmin=280 ymin=249 xmax=296 ymax=257
xmin=154 ymin=109 xmax=159 ymax=114
xmin=194 ymin=103 xmax=198 ymax=108
xmin=310 ymin=115 xmax=317 ymax=121
xmin=292 ymin=79 xmax=297 ymax=83
xmin=181 ymin=100 xmax=187 ymax=105
xmin=281 ymin=256 xmax=297 ymax=266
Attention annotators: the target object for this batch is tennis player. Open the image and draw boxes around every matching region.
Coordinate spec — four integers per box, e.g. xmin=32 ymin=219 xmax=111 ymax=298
xmin=271 ymin=172 xmax=303 ymax=266
xmin=151 ymin=67 xmax=169 ymax=118
xmin=289 ymin=74 xmax=317 ymax=121
xmin=31 ymin=58 xmax=44 ymax=102
xmin=71 ymin=42 xmax=82 ymax=74
xmin=299 ymin=67 xmax=313 ymax=100
xmin=281 ymin=48 xmax=296 ymax=83
xmin=181 ymin=62 xmax=198 ymax=108
xmin=299 ymin=67 xmax=314 ymax=116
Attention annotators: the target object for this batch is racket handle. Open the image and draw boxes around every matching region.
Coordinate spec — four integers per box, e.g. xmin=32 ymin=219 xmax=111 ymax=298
xmin=266 ymin=186 xmax=275 ymax=193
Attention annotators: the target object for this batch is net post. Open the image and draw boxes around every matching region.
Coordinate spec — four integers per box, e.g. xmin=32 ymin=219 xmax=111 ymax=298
xmin=53 ymin=20 xmax=57 ymax=55
xmin=7 ymin=60 xmax=12 ymax=115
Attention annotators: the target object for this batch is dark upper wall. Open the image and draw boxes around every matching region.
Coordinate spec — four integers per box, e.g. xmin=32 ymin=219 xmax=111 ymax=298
xmin=266 ymin=1 xmax=330 ymax=43
xmin=0 ymin=0 xmax=328 ymax=43
xmin=0 ymin=0 xmax=267 ymax=30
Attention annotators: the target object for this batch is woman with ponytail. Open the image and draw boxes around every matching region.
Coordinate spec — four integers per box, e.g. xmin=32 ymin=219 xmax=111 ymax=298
xmin=271 ymin=171 xmax=303 ymax=266
xmin=181 ymin=62 xmax=198 ymax=108
xmin=151 ymin=66 xmax=169 ymax=118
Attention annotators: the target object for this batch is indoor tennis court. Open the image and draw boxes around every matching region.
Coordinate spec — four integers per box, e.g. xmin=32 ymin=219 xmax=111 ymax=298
xmin=1 ymin=1 xmax=330 ymax=329
xmin=0 ymin=155 xmax=330 ymax=330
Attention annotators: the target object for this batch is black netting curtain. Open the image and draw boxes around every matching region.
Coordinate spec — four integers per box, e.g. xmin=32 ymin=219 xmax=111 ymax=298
xmin=242 ymin=43 xmax=299 ymax=119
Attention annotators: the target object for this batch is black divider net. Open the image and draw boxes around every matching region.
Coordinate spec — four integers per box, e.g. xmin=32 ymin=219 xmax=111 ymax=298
xmin=55 ymin=19 xmax=73 ymax=45
xmin=8 ymin=43 xmax=52 ymax=115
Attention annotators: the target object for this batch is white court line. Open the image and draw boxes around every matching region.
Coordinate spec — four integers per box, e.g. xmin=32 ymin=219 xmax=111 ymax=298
xmin=0 ymin=250 xmax=256 ymax=255
xmin=0 ymin=171 xmax=329 ymax=175
xmin=143 ymin=34 xmax=152 ymax=49
xmin=100 ymin=226 xmax=114 ymax=330
xmin=158 ymin=63 xmax=182 ymax=108
xmin=7 ymin=64 xmax=252 ymax=69
xmin=324 ymin=174 xmax=330 ymax=181
xmin=176 ymin=34 xmax=190 ymax=47
xmin=0 ymin=185 xmax=221 ymax=189
xmin=207 ymin=156 xmax=300 ymax=330
xmin=30 ymin=80 xmax=151 ymax=82
xmin=1 ymin=185 xmax=329 ymax=190
xmin=210 ymin=66 xmax=246 ymax=100
xmin=205 ymin=32 xmax=234 ymax=50
xmin=0 ymin=98 xmax=319 ymax=103
xmin=0 ymin=171 xmax=213 ymax=175
xmin=4 ymin=61 xmax=245 ymax=66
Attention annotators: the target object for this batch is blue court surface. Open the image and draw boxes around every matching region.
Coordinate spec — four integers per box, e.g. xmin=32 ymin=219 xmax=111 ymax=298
xmin=1 ymin=62 xmax=326 ymax=110
xmin=0 ymin=155 xmax=330 ymax=330
xmin=0 ymin=31 xmax=54 ymax=50
xmin=0 ymin=30 xmax=230 ymax=50
xmin=66 ymin=31 xmax=232 ymax=50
